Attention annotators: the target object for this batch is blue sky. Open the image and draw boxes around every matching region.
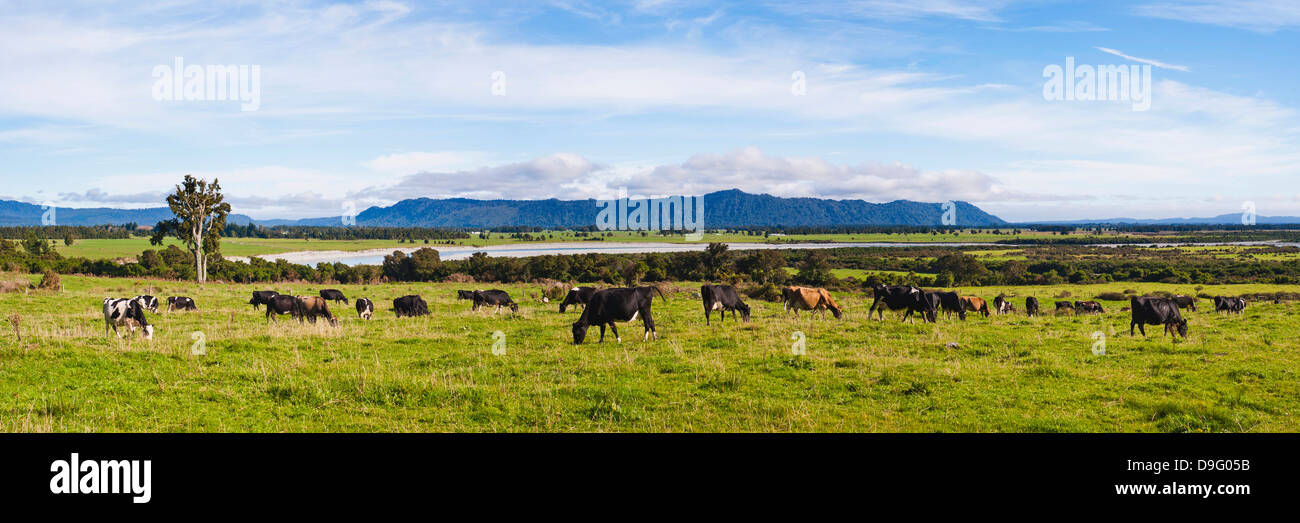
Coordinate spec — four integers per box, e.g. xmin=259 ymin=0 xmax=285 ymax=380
xmin=1 ymin=0 xmax=1297 ymax=221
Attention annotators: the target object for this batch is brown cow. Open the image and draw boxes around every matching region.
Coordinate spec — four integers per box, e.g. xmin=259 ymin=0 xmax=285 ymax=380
xmin=296 ymin=296 xmax=338 ymax=326
xmin=960 ymin=296 xmax=990 ymax=317
xmin=782 ymin=286 xmax=843 ymax=319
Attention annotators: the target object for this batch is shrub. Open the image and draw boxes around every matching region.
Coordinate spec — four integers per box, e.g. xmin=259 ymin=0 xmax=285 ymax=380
xmin=37 ymin=270 xmax=61 ymax=290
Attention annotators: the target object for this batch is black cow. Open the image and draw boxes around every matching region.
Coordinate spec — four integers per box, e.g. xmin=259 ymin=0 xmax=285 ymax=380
xmin=456 ymin=290 xmax=476 ymax=301
xmin=356 ymin=298 xmax=374 ymax=320
xmin=472 ymin=290 xmax=519 ymax=313
xmin=265 ymin=295 xmax=302 ymax=323
xmin=559 ymin=287 xmax=599 ymax=313
xmin=701 ymin=284 xmax=750 ymax=325
xmin=1213 ymin=296 xmax=1246 ymax=314
xmin=867 ymin=285 xmax=936 ymax=323
xmin=572 ymin=286 xmax=666 ymax=344
xmin=1130 ymin=297 xmax=1188 ymax=338
xmin=319 ymin=289 xmax=348 ymax=305
xmin=1025 ymin=297 xmax=1040 ymax=317
xmin=394 ymin=295 xmax=430 ymax=318
xmin=1171 ymin=295 xmax=1197 ymax=312
xmin=929 ymin=291 xmax=966 ymax=320
xmin=1074 ymin=301 xmax=1105 ymax=314
xmin=1054 ymin=301 xmax=1074 ymax=314
xmin=167 ymin=296 xmax=198 ymax=312
xmin=249 ymin=291 xmax=279 ymax=310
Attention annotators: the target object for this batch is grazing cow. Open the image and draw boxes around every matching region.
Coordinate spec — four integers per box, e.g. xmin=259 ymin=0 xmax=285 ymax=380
xmin=319 ymin=289 xmax=348 ymax=305
xmin=572 ymin=286 xmax=666 ymax=344
xmin=249 ymin=291 xmax=279 ymax=310
xmin=472 ymin=290 xmax=520 ymax=313
xmin=700 ymin=284 xmax=750 ymax=325
xmin=960 ymin=296 xmax=991 ymax=318
xmin=1171 ymin=295 xmax=1198 ymax=312
xmin=1025 ymin=297 xmax=1040 ymax=317
xmin=132 ymin=295 xmax=159 ymax=313
xmin=1054 ymin=301 xmax=1074 ymax=314
xmin=1130 ymin=297 xmax=1188 ymax=338
xmin=867 ymin=285 xmax=935 ymax=322
xmin=993 ymin=296 xmax=1016 ymax=315
xmin=784 ymin=286 xmax=845 ymax=320
xmin=265 ymin=295 xmax=302 ymax=323
xmin=102 ymin=298 xmax=154 ymax=340
xmin=456 ymin=290 xmax=476 ymax=301
xmin=559 ymin=287 xmax=599 ymax=313
xmin=356 ymin=298 xmax=374 ymax=320
xmin=1074 ymin=301 xmax=1105 ymax=314
xmin=297 ymin=296 xmax=338 ymax=326
xmin=1213 ymin=296 xmax=1246 ymax=314
xmin=167 ymin=296 xmax=198 ymax=312
xmin=394 ymin=295 xmax=430 ymax=318
xmin=930 ymin=291 xmax=966 ymax=320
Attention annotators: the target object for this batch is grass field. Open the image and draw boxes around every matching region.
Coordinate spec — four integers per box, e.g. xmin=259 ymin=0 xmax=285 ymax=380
xmin=1 ymin=274 xmax=1296 ymax=432
xmin=46 ymin=229 xmax=1098 ymax=261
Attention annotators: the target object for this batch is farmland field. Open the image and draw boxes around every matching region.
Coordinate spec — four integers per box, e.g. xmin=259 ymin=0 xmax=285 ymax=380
xmin=44 ymin=229 xmax=1123 ymax=261
xmin=1 ymin=273 xmax=1296 ymax=432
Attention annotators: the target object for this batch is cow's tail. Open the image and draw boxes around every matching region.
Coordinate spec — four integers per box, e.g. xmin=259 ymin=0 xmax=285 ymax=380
xmin=653 ymin=286 xmax=666 ymax=303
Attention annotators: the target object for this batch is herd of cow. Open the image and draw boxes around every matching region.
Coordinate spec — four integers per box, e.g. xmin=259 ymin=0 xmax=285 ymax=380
xmin=99 ymin=282 xmax=1251 ymax=344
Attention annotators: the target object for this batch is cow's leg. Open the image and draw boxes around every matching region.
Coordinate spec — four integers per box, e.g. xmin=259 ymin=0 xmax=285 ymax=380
xmin=642 ymin=307 xmax=657 ymax=341
xmin=597 ymin=324 xmax=606 ymax=342
xmin=608 ymin=323 xmax=621 ymax=343
xmin=704 ymin=306 xmax=710 ymax=326
xmin=1130 ymin=321 xmax=1136 ymax=336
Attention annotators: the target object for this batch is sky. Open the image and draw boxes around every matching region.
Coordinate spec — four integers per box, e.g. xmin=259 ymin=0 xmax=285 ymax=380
xmin=1 ymin=0 xmax=1297 ymax=222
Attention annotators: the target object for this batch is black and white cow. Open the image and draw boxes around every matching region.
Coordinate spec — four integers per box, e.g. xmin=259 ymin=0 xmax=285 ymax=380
xmin=103 ymin=298 xmax=154 ymax=339
xmin=356 ymin=298 xmax=374 ymax=320
xmin=167 ymin=296 xmax=198 ymax=312
xmin=249 ymin=291 xmax=279 ymax=310
xmin=867 ymin=285 xmax=935 ymax=323
xmin=559 ymin=287 xmax=599 ymax=313
xmin=394 ymin=295 xmax=430 ymax=318
xmin=572 ymin=286 xmax=666 ymax=344
xmin=265 ymin=295 xmax=302 ymax=323
xmin=1074 ymin=301 xmax=1105 ymax=314
xmin=1130 ymin=297 xmax=1188 ymax=338
xmin=701 ymin=284 xmax=750 ymax=325
xmin=319 ymin=289 xmax=348 ymax=305
xmin=1055 ymin=301 xmax=1074 ymax=314
xmin=472 ymin=290 xmax=519 ymax=313
xmin=993 ymin=296 xmax=1016 ymax=315
xmin=132 ymin=295 xmax=159 ymax=313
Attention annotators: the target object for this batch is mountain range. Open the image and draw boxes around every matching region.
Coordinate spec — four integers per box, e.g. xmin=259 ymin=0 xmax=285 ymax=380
xmin=6 ymin=189 xmax=1298 ymax=228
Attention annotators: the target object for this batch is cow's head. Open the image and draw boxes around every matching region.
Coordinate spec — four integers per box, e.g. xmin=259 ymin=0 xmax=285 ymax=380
xmin=571 ymin=321 xmax=589 ymax=345
xmin=736 ymin=302 xmax=751 ymax=322
xmin=509 ymin=303 xmax=520 ymax=313
xmin=1175 ymin=319 xmax=1188 ymax=338
xmin=141 ymin=324 xmax=155 ymax=340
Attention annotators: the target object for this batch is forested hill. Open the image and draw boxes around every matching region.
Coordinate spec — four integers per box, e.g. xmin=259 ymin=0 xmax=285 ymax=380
xmin=0 ymin=199 xmax=254 ymax=227
xmin=339 ymin=189 xmax=1007 ymax=228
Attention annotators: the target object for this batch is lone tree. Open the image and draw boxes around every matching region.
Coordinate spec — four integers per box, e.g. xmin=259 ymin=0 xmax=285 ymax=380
xmin=151 ymin=175 xmax=231 ymax=283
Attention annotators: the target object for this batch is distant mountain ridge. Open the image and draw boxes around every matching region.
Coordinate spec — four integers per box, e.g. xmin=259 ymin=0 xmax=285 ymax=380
xmin=1023 ymin=214 xmax=1300 ymax=226
xmin=0 ymin=199 xmax=253 ymax=227
xmin=273 ymin=189 xmax=1007 ymax=228
xmin=1 ymin=190 xmax=1005 ymax=228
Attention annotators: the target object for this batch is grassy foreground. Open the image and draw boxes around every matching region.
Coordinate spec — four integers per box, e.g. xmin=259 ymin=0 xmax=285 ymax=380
xmin=1 ymin=274 xmax=1297 ymax=432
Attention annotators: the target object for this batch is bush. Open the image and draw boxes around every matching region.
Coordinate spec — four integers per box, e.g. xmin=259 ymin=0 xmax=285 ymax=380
xmin=37 ymin=270 xmax=61 ymax=290
xmin=444 ymin=273 xmax=475 ymax=283
xmin=1094 ymin=292 xmax=1126 ymax=301
xmin=744 ymin=283 xmax=784 ymax=303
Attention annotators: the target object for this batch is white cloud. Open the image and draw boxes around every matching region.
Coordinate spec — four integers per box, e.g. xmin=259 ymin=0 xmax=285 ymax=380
xmin=1136 ymin=1 xmax=1300 ymax=32
xmin=1094 ymin=46 xmax=1190 ymax=72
